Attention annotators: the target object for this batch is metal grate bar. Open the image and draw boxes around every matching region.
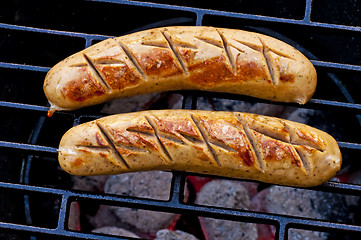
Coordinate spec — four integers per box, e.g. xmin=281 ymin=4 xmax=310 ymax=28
xmin=0 ymin=23 xmax=111 ymax=42
xmin=303 ymin=0 xmax=313 ymax=23
xmin=0 ymin=141 xmax=58 ymax=155
xmin=0 ymin=101 xmax=49 ymax=113
xmin=0 ymin=222 xmax=127 ymax=240
xmin=0 ymin=0 xmax=360 ymax=239
xmin=1 ymin=181 xmax=361 ymax=239
xmin=1 ymin=139 xmax=360 ymax=158
xmin=91 ymin=0 xmax=361 ymax=32
xmin=0 ymin=62 xmax=50 ymax=72
xmin=311 ymin=60 xmax=361 ymax=72
xmin=307 ymin=99 xmax=361 ymax=112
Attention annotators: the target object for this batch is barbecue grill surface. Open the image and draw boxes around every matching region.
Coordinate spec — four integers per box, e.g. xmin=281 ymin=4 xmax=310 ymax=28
xmin=1 ymin=0 xmax=361 ymax=239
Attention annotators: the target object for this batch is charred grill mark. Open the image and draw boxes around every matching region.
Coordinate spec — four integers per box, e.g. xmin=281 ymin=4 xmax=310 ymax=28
xmin=233 ymin=113 xmax=264 ymax=172
xmin=144 ymin=116 xmax=174 ymax=164
xmin=190 ymin=114 xmax=221 ymax=167
xmin=83 ymin=53 xmax=111 ymax=91
xmin=161 ymin=30 xmax=188 ymax=75
xmin=258 ymin=37 xmax=278 ymax=85
xmin=95 ymin=122 xmax=130 ymax=169
xmin=115 ymin=40 xmax=147 ymax=81
xmin=216 ymin=29 xmax=236 ymax=73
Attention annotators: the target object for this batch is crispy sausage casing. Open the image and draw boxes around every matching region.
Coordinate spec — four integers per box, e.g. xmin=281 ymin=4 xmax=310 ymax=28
xmin=44 ymin=27 xmax=316 ymax=113
xmin=58 ymin=110 xmax=341 ymax=187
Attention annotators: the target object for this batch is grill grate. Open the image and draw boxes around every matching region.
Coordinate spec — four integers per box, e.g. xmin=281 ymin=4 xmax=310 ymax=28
xmin=1 ymin=0 xmax=361 ymax=239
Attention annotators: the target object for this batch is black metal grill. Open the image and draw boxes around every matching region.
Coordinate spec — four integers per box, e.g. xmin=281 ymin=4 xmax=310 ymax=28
xmin=1 ymin=0 xmax=361 ymax=239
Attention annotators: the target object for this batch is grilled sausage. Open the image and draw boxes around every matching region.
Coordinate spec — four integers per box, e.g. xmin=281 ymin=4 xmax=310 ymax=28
xmin=58 ymin=110 xmax=341 ymax=187
xmin=44 ymin=26 xmax=317 ymax=115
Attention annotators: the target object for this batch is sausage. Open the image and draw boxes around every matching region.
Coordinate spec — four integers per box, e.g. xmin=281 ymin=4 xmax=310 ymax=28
xmin=58 ymin=110 xmax=341 ymax=187
xmin=44 ymin=26 xmax=317 ymax=115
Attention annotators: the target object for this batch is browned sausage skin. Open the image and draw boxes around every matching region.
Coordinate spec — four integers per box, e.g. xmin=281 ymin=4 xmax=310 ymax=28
xmin=58 ymin=110 xmax=341 ymax=187
xmin=44 ymin=27 xmax=317 ymax=114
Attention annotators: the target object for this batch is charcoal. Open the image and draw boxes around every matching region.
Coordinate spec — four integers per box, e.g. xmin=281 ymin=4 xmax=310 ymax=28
xmin=88 ymin=205 xmax=121 ymax=229
xmin=195 ymin=180 xmax=258 ymax=240
xmin=253 ymin=185 xmax=352 ymax=239
xmin=101 ymin=92 xmax=183 ymax=114
xmin=155 ymin=229 xmax=199 ymax=240
xmin=68 ymin=202 xmax=80 ymax=231
xmin=72 ymin=175 xmax=109 ymax=192
xmin=92 ymin=226 xmax=140 ymax=238
xmin=265 ymin=186 xmax=350 ymax=222
xmin=104 ymin=171 xmax=180 ymax=234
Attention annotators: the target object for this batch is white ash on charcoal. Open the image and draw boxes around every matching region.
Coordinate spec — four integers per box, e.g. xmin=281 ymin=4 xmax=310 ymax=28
xmin=88 ymin=204 xmax=122 ymax=230
xmin=71 ymin=175 xmax=109 ymax=192
xmin=92 ymin=226 xmax=140 ymax=238
xmin=195 ymin=97 xmax=314 ymax=123
xmin=195 ymin=179 xmax=258 ymax=240
xmin=89 ymin=171 xmax=182 ymax=236
xmin=252 ymin=185 xmax=353 ymax=240
xmin=92 ymin=227 xmax=140 ymax=238
xmin=155 ymin=229 xmax=199 ymax=240
xmin=101 ymin=93 xmax=183 ymax=114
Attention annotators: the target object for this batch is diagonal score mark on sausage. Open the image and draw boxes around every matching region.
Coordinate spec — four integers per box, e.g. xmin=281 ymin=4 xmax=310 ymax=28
xmin=144 ymin=115 xmax=174 ymax=164
xmin=128 ymin=122 xmax=187 ymax=145
xmin=83 ymin=53 xmax=111 ymax=91
xmin=141 ymin=40 xmax=169 ymax=49
xmin=267 ymin=45 xmax=296 ymax=61
xmin=233 ymin=38 xmax=296 ymax=61
xmin=158 ymin=133 xmax=186 ymax=145
xmin=208 ymin=140 xmax=238 ymax=153
xmin=281 ymin=121 xmax=324 ymax=152
xmin=257 ymin=37 xmax=278 ymax=85
xmin=234 ymin=114 xmax=324 ymax=175
xmin=195 ymin=33 xmax=235 ymax=73
xmin=95 ymin=122 xmax=130 ymax=169
xmin=75 ymin=145 xmax=110 ymax=150
xmin=294 ymin=147 xmax=310 ymax=175
xmin=233 ymin=113 xmax=264 ymax=172
xmin=161 ymin=30 xmax=189 ymax=75
xmin=76 ymin=144 xmax=148 ymax=153
xmin=216 ymin=29 xmax=236 ymax=74
xmin=232 ymin=39 xmax=262 ymax=52
xmin=190 ymin=114 xmax=221 ymax=167
xmin=115 ymin=39 xmax=147 ymax=81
